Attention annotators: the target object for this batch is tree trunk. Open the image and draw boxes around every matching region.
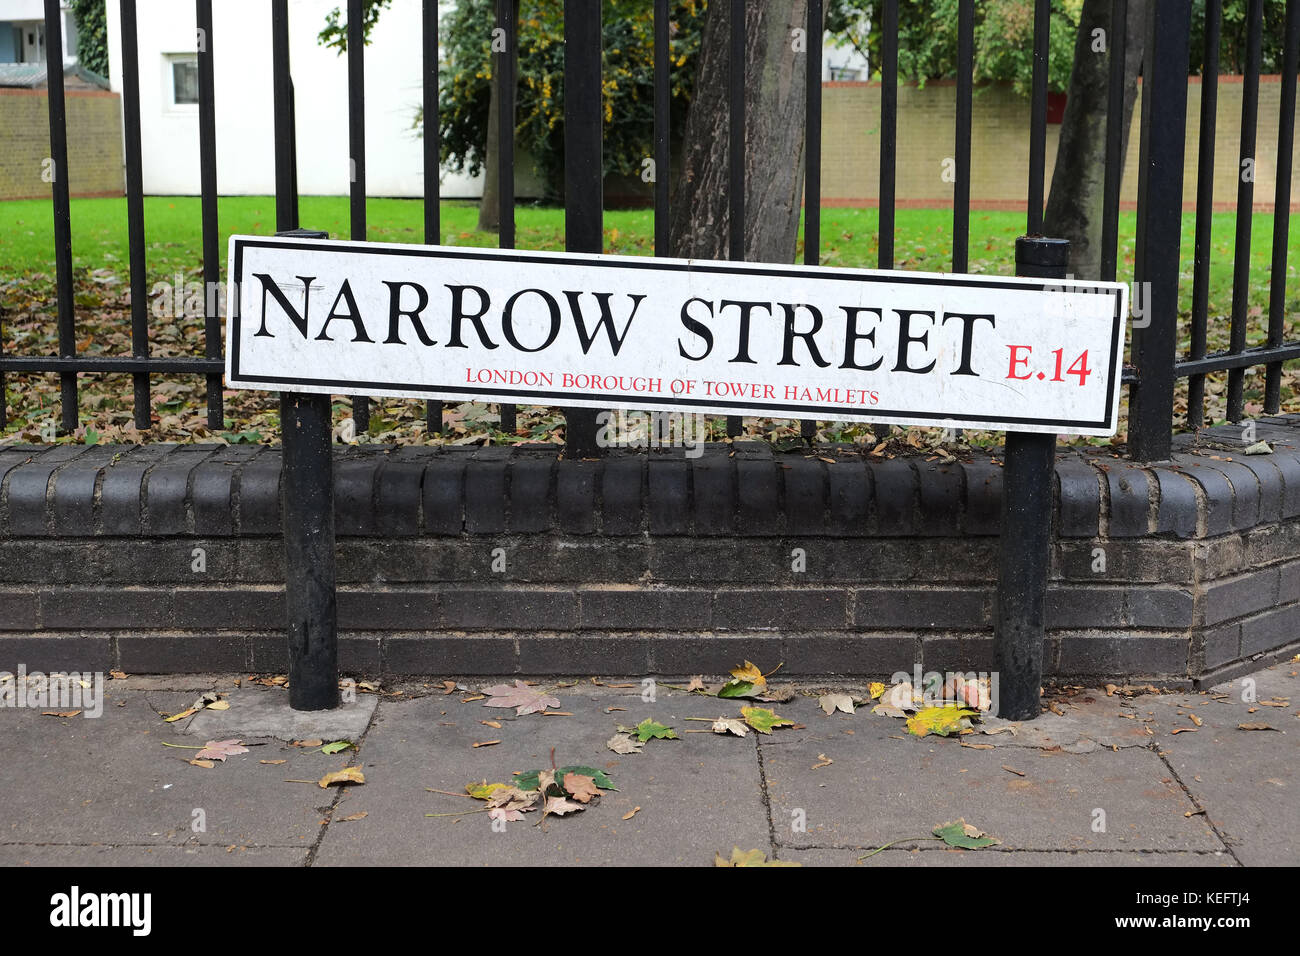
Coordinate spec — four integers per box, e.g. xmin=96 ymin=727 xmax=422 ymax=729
xmin=477 ymin=77 xmax=501 ymax=232
xmin=1043 ymin=0 xmax=1148 ymax=279
xmin=670 ymin=0 xmax=817 ymax=263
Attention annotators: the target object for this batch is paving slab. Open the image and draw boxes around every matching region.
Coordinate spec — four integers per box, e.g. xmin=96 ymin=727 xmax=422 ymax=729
xmin=313 ymin=682 xmax=770 ymax=866
xmin=757 ymin=694 xmax=1223 ymax=853
xmin=0 ymin=845 xmax=308 ymax=866
xmin=0 ymin=689 xmax=354 ymax=849
xmin=1141 ymin=661 xmax=1299 ymax=866
xmin=181 ymin=687 xmax=378 ymax=741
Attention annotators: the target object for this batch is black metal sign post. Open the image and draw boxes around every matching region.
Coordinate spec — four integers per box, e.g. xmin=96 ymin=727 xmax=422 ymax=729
xmin=272 ymin=0 xmax=338 ymax=710
xmin=995 ymin=236 xmax=1069 ymax=721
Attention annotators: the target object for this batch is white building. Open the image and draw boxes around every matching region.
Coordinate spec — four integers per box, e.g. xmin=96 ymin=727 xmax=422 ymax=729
xmin=0 ymin=0 xmax=77 ymax=66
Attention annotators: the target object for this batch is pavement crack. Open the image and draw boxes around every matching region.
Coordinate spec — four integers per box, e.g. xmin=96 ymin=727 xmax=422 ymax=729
xmin=1149 ymin=740 xmax=1243 ymax=867
xmin=303 ymin=691 xmax=384 ymax=868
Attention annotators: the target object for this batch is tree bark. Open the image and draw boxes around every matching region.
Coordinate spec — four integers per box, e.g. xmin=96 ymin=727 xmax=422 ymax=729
xmin=670 ymin=0 xmax=817 ymax=263
xmin=1043 ymin=0 xmax=1148 ymax=279
xmin=477 ymin=77 xmax=501 ymax=232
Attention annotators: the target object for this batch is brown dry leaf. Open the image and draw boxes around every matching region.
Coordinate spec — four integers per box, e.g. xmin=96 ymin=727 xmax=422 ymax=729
xmin=811 ymin=753 xmax=833 ymax=770
xmin=563 ymin=772 xmax=601 ymax=804
xmin=686 ymin=677 xmax=706 ymax=692
xmin=961 ymin=742 xmax=995 ymax=750
xmin=711 ymin=717 xmax=749 ymax=737
xmin=542 ymin=796 xmax=585 ymax=816
xmin=1188 ymin=713 xmax=1203 ymax=726
xmin=41 ymin=710 xmax=81 ymax=718
xmin=542 ymin=711 xmax=574 ymax=717
xmin=1105 ymin=684 xmax=1118 ymax=696
xmin=1258 ymin=700 xmax=1288 ymax=707
xmin=606 ymin=733 xmax=644 ymax=755
xmin=623 ymin=806 xmax=641 ymax=820
xmin=472 ymin=740 xmax=501 ymax=748
xmin=189 ymin=758 xmax=215 ymax=769
xmin=195 ymin=739 xmax=250 ymax=761
xmin=481 ymin=720 xmax=502 ymax=729
xmin=1001 ymin=765 xmax=1026 ymax=777
xmin=260 ymin=759 xmax=287 ymax=765
xmin=109 ymin=670 xmax=128 ymax=680
xmin=318 ymin=766 xmax=366 ymax=788
xmin=1170 ymin=727 xmax=1198 ymax=735
xmin=460 ymin=695 xmax=486 ymax=703
xmin=292 ymin=739 xmax=324 ymax=748
xmin=1238 ymin=723 xmax=1280 ymax=732
xmin=440 ymin=681 xmax=458 ymax=694
xmin=481 ymin=680 xmax=561 ymax=716
xmin=818 ymin=693 xmax=855 ymax=716
xmin=338 ymin=812 xmax=368 ymax=822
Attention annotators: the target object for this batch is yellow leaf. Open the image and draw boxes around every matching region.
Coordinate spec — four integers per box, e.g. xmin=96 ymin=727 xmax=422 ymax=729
xmin=318 ymin=766 xmax=366 ymax=789
xmin=715 ymin=846 xmax=801 ymax=867
xmin=466 ymin=781 xmax=512 ymax=800
xmin=906 ymin=706 xmax=979 ymax=738
xmin=868 ymin=682 xmax=886 ymax=700
xmin=730 ymin=659 xmax=765 ymax=687
xmin=163 ymin=707 xmax=198 ymax=723
xmin=205 ymin=699 xmax=230 ymax=711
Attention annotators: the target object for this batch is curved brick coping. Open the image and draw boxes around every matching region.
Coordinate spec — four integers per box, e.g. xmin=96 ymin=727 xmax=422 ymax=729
xmin=1 ymin=415 xmax=1299 ymax=683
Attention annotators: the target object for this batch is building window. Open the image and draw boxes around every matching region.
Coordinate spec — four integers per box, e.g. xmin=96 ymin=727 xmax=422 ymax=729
xmin=170 ymin=56 xmax=198 ymax=105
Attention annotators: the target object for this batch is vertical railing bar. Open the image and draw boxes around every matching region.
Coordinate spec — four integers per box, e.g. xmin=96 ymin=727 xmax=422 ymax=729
xmin=1027 ymin=0 xmax=1050 ymax=235
xmin=653 ymin=0 xmax=670 ymax=257
xmin=873 ymin=0 xmax=898 ymax=442
xmin=1226 ymin=0 xmax=1263 ymax=422
xmin=44 ymin=0 xmax=77 ymax=433
xmin=725 ymin=0 xmax=745 ymax=439
xmin=120 ymin=0 xmax=150 ymax=431
xmin=423 ymin=0 xmax=443 ymax=437
xmin=197 ymin=0 xmax=222 ymax=431
xmin=1188 ymin=0 xmax=1221 ymax=428
xmin=496 ymin=0 xmax=517 ymax=435
xmin=346 ymin=0 xmax=370 ymax=433
xmin=1264 ymin=0 xmax=1299 ymax=414
xmin=1099 ymin=0 xmax=1127 ymax=282
xmin=953 ymin=0 xmax=973 ymax=273
xmin=273 ymin=4 xmax=297 ymax=231
xmin=800 ymin=0 xmax=823 ymax=442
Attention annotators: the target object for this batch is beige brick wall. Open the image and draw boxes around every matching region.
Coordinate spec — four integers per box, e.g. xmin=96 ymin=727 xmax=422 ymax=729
xmin=0 ymin=89 xmax=125 ymax=201
xmin=821 ymin=76 xmax=1300 ymax=210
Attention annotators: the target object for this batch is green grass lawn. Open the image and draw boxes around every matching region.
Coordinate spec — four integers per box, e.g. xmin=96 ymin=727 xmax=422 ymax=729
xmin=1 ymin=195 xmax=1296 ymax=321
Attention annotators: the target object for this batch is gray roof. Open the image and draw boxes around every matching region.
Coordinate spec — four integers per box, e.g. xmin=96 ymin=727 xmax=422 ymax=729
xmin=0 ymin=62 xmax=110 ymax=89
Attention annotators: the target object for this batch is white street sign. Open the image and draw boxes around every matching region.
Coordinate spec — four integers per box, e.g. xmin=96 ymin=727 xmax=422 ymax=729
xmin=226 ymin=235 xmax=1127 ymax=436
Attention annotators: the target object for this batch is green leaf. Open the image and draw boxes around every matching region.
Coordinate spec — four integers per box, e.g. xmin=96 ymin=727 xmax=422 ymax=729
xmin=635 ymin=718 xmax=679 ymax=742
xmin=320 ymin=741 xmax=354 ymax=754
xmin=740 ymin=706 xmax=794 ymax=735
xmin=83 ymin=428 xmax=99 ymax=446
xmin=515 ymin=766 xmax=616 ymax=792
xmin=933 ymin=819 xmax=999 ymax=850
xmin=718 ymin=679 xmax=758 ymax=699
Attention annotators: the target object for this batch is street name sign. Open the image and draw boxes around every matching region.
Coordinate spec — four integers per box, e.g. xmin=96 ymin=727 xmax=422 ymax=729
xmin=226 ymin=235 xmax=1128 ymax=436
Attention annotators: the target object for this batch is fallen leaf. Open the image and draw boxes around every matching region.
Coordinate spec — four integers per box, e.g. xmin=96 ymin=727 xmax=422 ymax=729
xmin=320 ymin=741 xmax=354 ymax=754
xmin=466 ymin=781 xmax=512 ymax=800
xmin=481 ymin=680 xmax=561 ymax=716
xmin=481 ymin=720 xmax=502 ymax=729
xmin=1001 ymin=765 xmax=1025 ymax=777
xmin=488 ymin=806 xmax=527 ymax=823
xmin=906 ymin=706 xmax=979 ymax=738
xmin=961 ymin=742 xmax=994 ymax=750
xmin=635 ymin=718 xmax=679 ymax=742
xmin=1188 ymin=713 xmax=1203 ymax=726
xmin=1171 ymin=727 xmax=1197 ymax=734
xmin=109 ymin=670 xmax=128 ymax=680
xmin=318 ymin=766 xmax=365 ymax=788
xmin=472 ymin=740 xmax=501 ymax=748
xmin=741 ymin=706 xmax=794 ymax=735
xmin=606 ymin=733 xmax=644 ymax=754
xmin=811 ymin=753 xmax=833 ymax=770
xmin=189 ymin=759 xmax=215 ymax=769
xmin=195 ymin=739 xmax=250 ymax=761
xmin=260 ymin=759 xmax=287 ymax=765
xmin=41 ymin=710 xmax=81 ymax=718
xmin=622 ymin=806 xmax=641 ymax=820
xmin=515 ymin=766 xmax=616 ymax=792
xmin=1238 ymin=723 xmax=1280 ymax=732
xmin=868 ymin=682 xmax=886 ymax=700
xmin=563 ymin=772 xmax=601 ymax=803
xmin=818 ymin=693 xmax=855 ymax=715
xmin=205 ymin=699 xmax=230 ymax=711
xmin=686 ymin=677 xmax=706 ymax=692
xmin=292 ymin=739 xmax=324 ymax=748
xmin=338 ymin=811 xmax=368 ymax=822
xmin=933 ymin=819 xmax=999 ymax=849
xmin=712 ymin=717 xmax=749 ymax=737
xmin=542 ymin=796 xmax=585 ymax=816
xmin=715 ymin=847 xmax=801 ymax=867
xmin=163 ymin=707 xmax=198 ymax=723
xmin=440 ymin=680 xmax=458 ymax=694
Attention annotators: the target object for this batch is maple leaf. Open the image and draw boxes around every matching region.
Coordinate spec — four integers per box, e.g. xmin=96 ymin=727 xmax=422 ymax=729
xmin=195 ymin=739 xmax=250 ymax=761
xmin=906 ymin=706 xmax=979 ymax=738
xmin=719 ymin=660 xmax=767 ymax=698
xmin=741 ymin=706 xmax=794 ymax=734
xmin=515 ymin=766 xmax=617 ymax=792
xmin=466 ymin=781 xmax=512 ymax=800
xmin=635 ymin=718 xmax=679 ymax=742
xmin=686 ymin=676 xmax=706 ymax=692
xmin=562 ymin=772 xmax=601 ymax=803
xmin=606 ymin=733 xmax=644 ymax=754
xmin=318 ymin=766 xmax=366 ymax=788
xmin=481 ymin=680 xmax=561 ymax=716
xmin=488 ymin=806 xmax=527 ymax=823
xmin=714 ymin=847 xmax=801 ymax=867
xmin=485 ymin=787 xmax=540 ymax=812
xmin=868 ymin=682 xmax=886 ymax=699
xmin=933 ymin=819 xmax=999 ymax=849
xmin=711 ymin=717 xmax=749 ymax=737
xmin=819 ymin=693 xmax=855 ymax=715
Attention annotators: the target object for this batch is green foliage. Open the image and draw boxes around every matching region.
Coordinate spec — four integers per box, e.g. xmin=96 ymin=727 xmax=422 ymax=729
xmin=69 ymin=0 xmax=108 ymax=78
xmin=434 ymin=0 xmax=704 ymax=201
xmin=1190 ymin=0 xmax=1292 ymax=74
xmin=318 ymin=0 xmax=393 ymax=52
